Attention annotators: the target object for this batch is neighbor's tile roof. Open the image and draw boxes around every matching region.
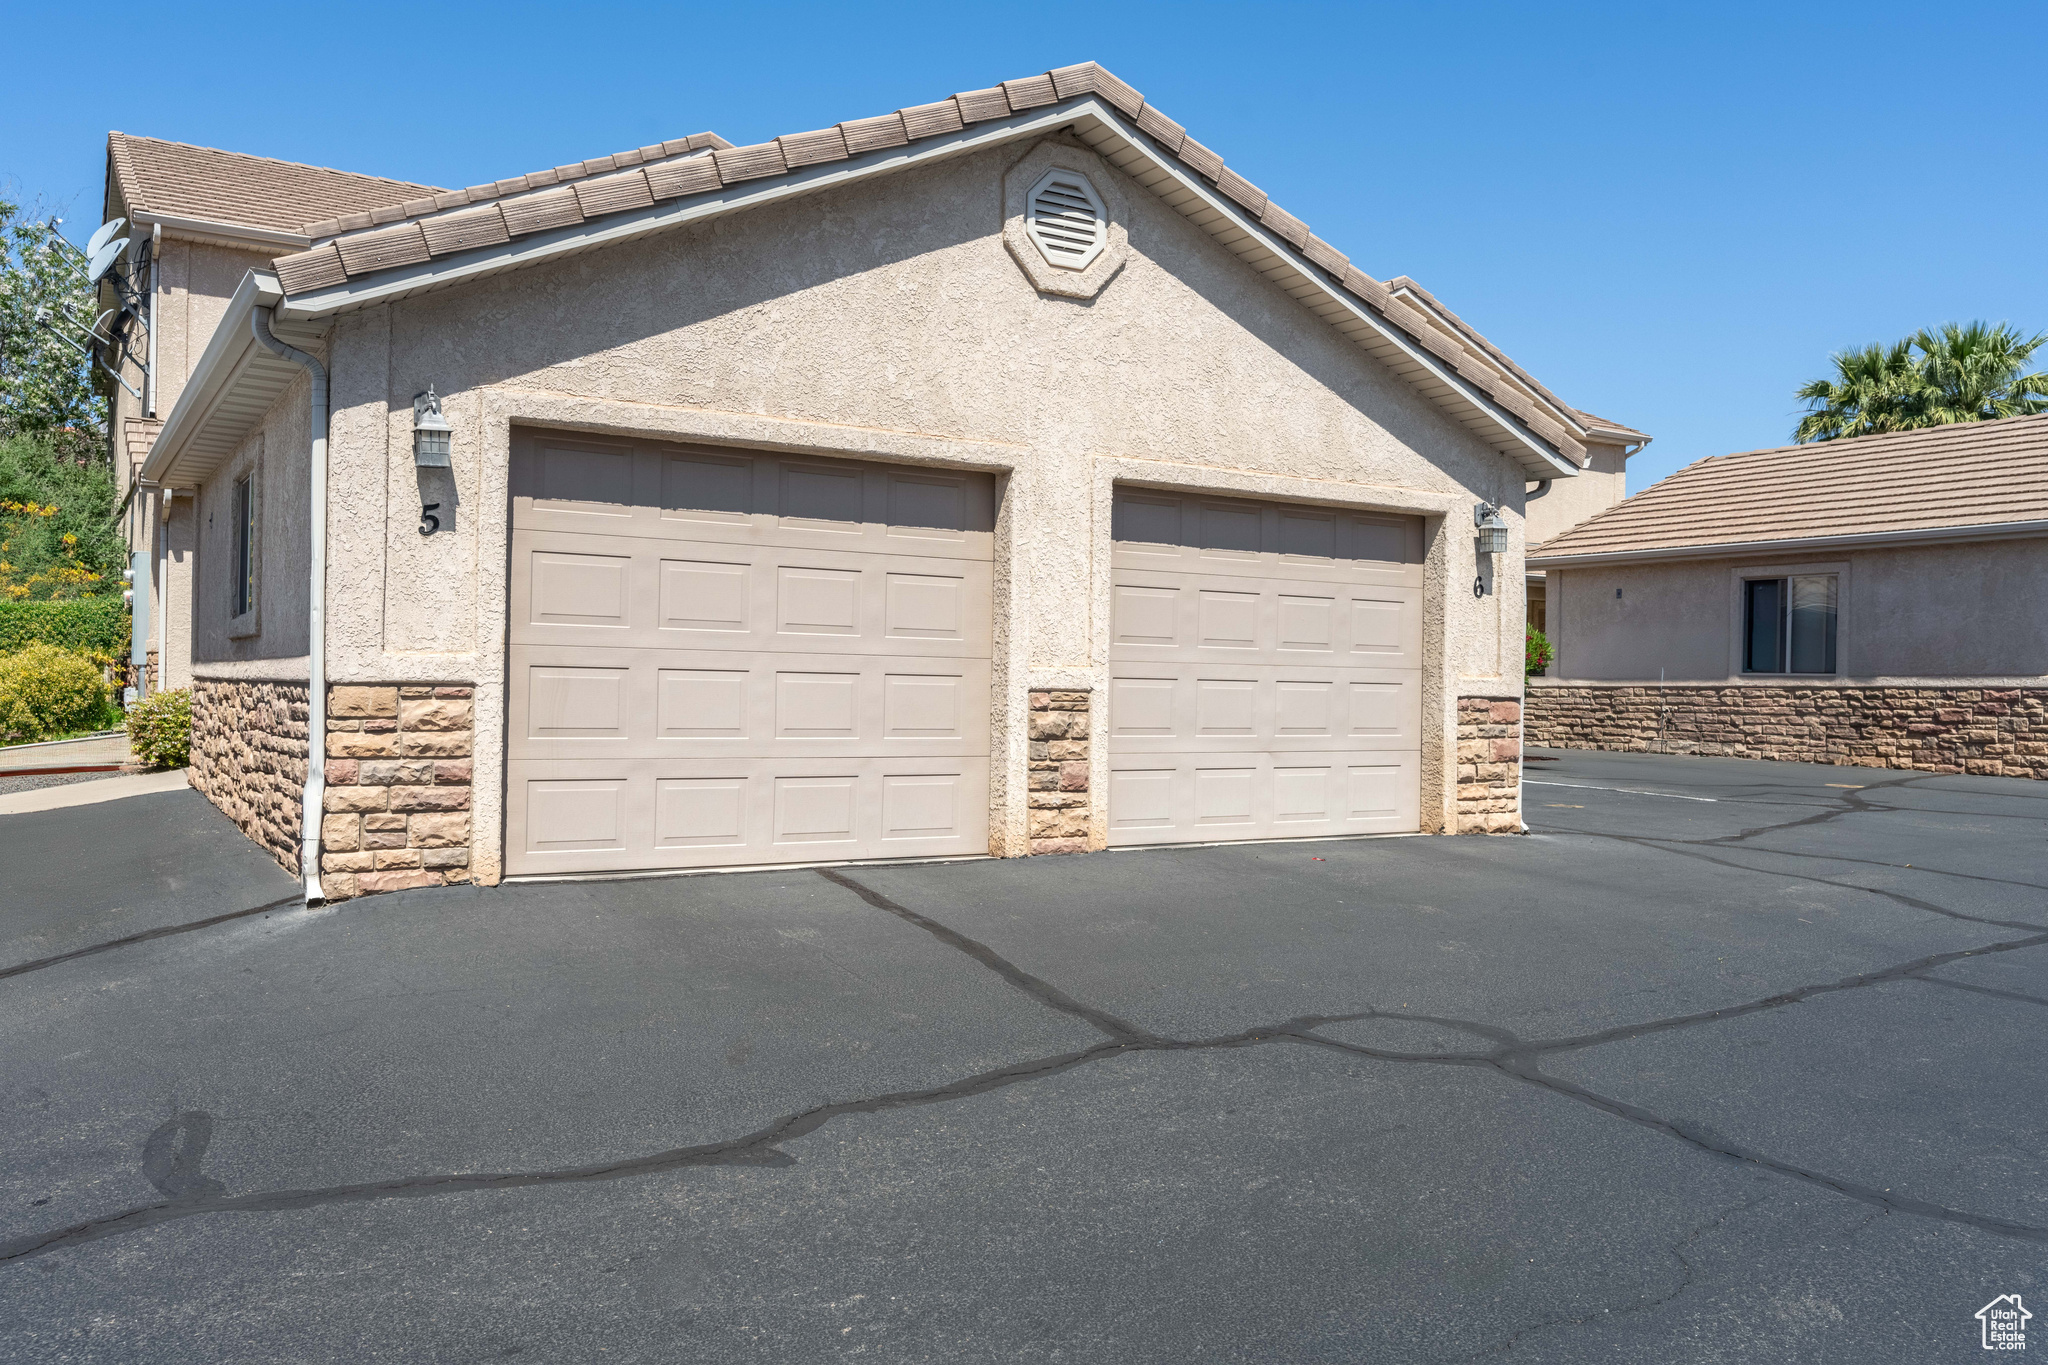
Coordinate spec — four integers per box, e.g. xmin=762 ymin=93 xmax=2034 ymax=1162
xmin=268 ymin=61 xmax=1629 ymax=467
xmin=1572 ymin=409 xmax=1652 ymax=444
xmin=106 ymin=133 xmax=446 ymax=238
xmin=1532 ymin=413 xmax=2048 ymax=560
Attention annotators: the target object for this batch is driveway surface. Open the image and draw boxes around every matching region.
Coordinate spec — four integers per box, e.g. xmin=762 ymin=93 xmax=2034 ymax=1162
xmin=1 ymin=750 xmax=2043 ymax=1362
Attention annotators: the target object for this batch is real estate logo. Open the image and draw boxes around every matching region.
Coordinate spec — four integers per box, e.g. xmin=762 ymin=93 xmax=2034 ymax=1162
xmin=1978 ymin=1295 xmax=2031 ymax=1351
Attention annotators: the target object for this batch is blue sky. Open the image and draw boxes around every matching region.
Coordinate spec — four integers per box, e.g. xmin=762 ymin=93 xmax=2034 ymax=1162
xmin=5 ymin=0 xmax=2042 ymax=492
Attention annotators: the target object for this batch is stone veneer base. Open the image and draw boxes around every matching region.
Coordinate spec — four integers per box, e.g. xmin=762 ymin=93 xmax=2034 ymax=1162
xmin=1027 ymin=689 xmax=1094 ymax=854
xmin=1527 ymin=683 xmax=2048 ymax=780
xmin=189 ymin=679 xmax=309 ymax=877
xmin=320 ymin=684 xmax=477 ymax=900
xmin=1456 ymin=696 xmax=1524 ymax=833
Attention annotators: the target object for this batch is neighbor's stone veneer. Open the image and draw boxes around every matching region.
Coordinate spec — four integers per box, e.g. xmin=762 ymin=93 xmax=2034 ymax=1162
xmin=190 ymin=679 xmax=310 ymax=876
xmin=1028 ymin=689 xmax=1092 ymax=854
xmin=319 ymin=684 xmax=476 ymax=900
xmin=1527 ymin=684 xmax=2048 ymax=780
xmin=1456 ymin=697 xmax=1523 ymax=834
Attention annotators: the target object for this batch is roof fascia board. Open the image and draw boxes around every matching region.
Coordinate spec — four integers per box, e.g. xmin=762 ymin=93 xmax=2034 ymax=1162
xmin=143 ymin=268 xmax=285 ymax=484
xmin=271 ymin=96 xmax=1573 ymax=479
xmin=1093 ymin=119 xmax=1575 ymax=479
xmin=1529 ymin=518 xmax=2048 ymax=568
xmin=274 ymin=103 xmax=1094 ymax=321
xmin=1385 ymin=284 xmax=1589 ymax=440
xmin=130 ymin=209 xmax=312 ymax=251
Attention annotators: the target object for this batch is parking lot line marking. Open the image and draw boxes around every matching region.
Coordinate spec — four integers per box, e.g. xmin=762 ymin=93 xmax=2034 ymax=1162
xmin=1524 ymin=780 xmax=1718 ymax=803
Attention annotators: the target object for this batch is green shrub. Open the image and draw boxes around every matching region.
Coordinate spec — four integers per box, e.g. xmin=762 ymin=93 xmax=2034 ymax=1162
xmin=0 ymin=641 xmax=115 ymax=741
xmin=126 ymin=687 xmax=191 ymax=769
xmin=1526 ymin=623 xmax=1554 ymax=677
xmin=0 ymin=596 xmax=129 ymax=667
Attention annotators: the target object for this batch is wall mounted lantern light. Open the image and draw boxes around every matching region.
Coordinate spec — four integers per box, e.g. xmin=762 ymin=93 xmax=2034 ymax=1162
xmin=1473 ymin=501 xmax=1509 ymax=598
xmin=1474 ymin=501 xmax=1510 ymax=555
xmin=412 ymin=386 xmax=453 ymax=468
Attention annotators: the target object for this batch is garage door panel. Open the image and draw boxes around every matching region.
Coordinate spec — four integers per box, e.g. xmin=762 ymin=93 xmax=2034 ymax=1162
xmin=1104 ymin=752 xmax=1421 ymax=843
xmin=1105 ymin=667 xmax=1418 ymax=753
xmin=1110 ymin=488 xmax=1421 ymax=847
xmin=515 ymin=441 xmax=995 ymax=562
xmin=506 ymin=756 xmax=991 ymax=873
xmin=511 ymin=646 xmax=989 ymax=760
xmin=511 ymin=531 xmax=992 ymax=658
xmin=1111 ymin=493 xmax=1423 ymax=588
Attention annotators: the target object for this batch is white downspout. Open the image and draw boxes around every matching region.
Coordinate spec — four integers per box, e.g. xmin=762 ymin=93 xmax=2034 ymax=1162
xmin=250 ymin=308 xmax=327 ymax=902
xmin=146 ymin=222 xmax=161 ymax=418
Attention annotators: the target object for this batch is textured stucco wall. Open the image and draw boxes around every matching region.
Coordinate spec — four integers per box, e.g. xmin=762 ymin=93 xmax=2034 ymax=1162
xmin=1546 ymin=538 xmax=2048 ymax=683
xmin=192 ymin=368 xmax=314 ymax=665
xmin=315 ymin=136 xmax=1539 ymax=873
xmin=1526 ymin=440 xmax=1628 ymax=548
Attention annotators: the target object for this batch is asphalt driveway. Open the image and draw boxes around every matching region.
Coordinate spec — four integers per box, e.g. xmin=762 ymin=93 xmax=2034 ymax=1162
xmin=1 ymin=750 xmax=2043 ymax=1362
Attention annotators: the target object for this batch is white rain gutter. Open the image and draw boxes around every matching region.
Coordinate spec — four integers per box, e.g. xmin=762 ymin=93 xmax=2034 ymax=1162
xmin=249 ymin=307 xmax=327 ymax=902
xmin=1529 ymin=518 xmax=2048 ymax=570
xmin=129 ymin=208 xmax=313 ymax=252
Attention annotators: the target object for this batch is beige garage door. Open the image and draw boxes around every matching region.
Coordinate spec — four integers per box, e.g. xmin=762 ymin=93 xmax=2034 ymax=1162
xmin=506 ymin=432 xmax=994 ymax=876
xmin=1107 ymin=489 xmax=1423 ymax=845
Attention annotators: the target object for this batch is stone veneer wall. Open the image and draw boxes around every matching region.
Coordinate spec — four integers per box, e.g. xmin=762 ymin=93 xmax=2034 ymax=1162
xmin=189 ymin=679 xmax=310 ymax=876
xmin=320 ymin=684 xmax=476 ymax=900
xmin=1028 ymin=689 xmax=1092 ymax=854
xmin=1456 ymin=696 xmax=1524 ymax=833
xmin=1527 ymin=684 xmax=2048 ymax=780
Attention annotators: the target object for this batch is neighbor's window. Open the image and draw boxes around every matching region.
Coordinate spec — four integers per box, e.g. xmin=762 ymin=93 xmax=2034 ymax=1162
xmin=232 ymin=474 xmax=255 ymax=618
xmin=1744 ymin=574 xmax=1836 ymax=673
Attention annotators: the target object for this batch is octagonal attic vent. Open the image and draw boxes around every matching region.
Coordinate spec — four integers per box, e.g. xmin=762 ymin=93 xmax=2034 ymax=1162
xmin=1026 ymin=170 xmax=1107 ymax=270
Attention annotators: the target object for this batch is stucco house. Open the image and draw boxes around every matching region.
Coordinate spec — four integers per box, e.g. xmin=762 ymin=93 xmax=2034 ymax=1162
xmin=106 ymin=61 xmax=1642 ymax=900
xmin=1527 ymin=414 xmax=2048 ymax=777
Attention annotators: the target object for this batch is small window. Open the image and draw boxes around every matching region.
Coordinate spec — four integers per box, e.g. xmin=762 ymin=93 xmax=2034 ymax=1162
xmin=232 ymin=474 xmax=255 ymax=619
xmin=1744 ymin=574 xmax=1835 ymax=673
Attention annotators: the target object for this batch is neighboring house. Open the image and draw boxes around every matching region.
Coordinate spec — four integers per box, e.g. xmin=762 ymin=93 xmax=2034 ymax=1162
xmin=1371 ymin=279 xmax=1651 ymax=633
xmin=103 ymin=134 xmax=441 ymax=694
xmin=110 ymin=61 xmax=1643 ymax=900
xmin=1527 ymin=414 xmax=2048 ymax=778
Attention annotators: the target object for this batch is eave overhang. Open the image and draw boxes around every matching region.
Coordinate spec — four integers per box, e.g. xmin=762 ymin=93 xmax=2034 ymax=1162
xmin=1528 ymin=519 xmax=2048 ymax=570
xmin=142 ymin=269 xmax=324 ymax=487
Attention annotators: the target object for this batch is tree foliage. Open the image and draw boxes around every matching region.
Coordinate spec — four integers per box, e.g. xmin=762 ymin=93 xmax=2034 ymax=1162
xmin=1795 ymin=322 xmax=2048 ymax=442
xmin=0 ymin=432 xmax=125 ymax=600
xmin=0 ymin=198 xmax=109 ymax=444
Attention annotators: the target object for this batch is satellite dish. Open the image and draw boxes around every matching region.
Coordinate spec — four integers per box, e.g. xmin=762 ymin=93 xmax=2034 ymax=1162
xmin=88 ymin=309 xmax=118 ymax=343
xmin=85 ymin=217 xmax=126 ymax=257
xmin=87 ymin=237 xmax=128 ymax=284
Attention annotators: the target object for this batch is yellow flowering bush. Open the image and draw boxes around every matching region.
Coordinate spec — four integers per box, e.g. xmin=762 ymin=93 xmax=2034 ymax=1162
xmin=0 ymin=641 xmax=114 ymax=742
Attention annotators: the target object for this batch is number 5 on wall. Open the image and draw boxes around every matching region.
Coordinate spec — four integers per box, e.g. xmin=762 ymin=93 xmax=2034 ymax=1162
xmin=419 ymin=502 xmax=440 ymax=536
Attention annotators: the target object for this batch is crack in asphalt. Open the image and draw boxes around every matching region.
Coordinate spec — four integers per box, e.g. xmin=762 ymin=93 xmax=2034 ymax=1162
xmin=813 ymin=867 xmax=1160 ymax=1044
xmin=1909 ymin=972 xmax=2048 ymax=1010
xmin=7 ymin=881 xmax=2046 ymax=1265
xmin=0 ymin=894 xmax=307 ymax=983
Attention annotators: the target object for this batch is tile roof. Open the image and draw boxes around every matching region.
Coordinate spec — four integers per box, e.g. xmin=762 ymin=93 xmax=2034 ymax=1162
xmin=1572 ymin=409 xmax=1652 ymax=444
xmin=106 ymin=133 xmax=445 ymax=238
xmin=266 ymin=61 xmax=1604 ymax=469
xmin=1532 ymin=413 xmax=2048 ymax=561
xmin=1385 ymin=277 xmax=1649 ymax=448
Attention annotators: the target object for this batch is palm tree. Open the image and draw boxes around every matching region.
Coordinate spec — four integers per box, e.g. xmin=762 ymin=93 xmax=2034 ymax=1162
xmin=1792 ymin=339 xmax=1920 ymax=442
xmin=1911 ymin=321 xmax=2048 ymax=426
xmin=1793 ymin=322 xmax=2048 ymax=442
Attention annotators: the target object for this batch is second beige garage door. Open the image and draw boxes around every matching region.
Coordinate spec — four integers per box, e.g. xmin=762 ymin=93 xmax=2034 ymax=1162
xmin=1107 ymin=489 xmax=1424 ymax=845
xmin=506 ymin=432 xmax=994 ymax=876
